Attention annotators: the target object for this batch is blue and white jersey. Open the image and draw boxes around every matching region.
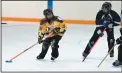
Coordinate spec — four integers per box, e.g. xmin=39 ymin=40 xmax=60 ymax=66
xmin=95 ymin=10 xmax=121 ymax=27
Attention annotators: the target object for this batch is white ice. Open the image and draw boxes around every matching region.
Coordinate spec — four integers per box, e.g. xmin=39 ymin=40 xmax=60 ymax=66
xmin=2 ymin=22 xmax=122 ymax=71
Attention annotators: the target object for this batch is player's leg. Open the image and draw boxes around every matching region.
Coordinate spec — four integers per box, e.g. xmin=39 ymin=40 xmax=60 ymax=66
xmin=50 ymin=35 xmax=62 ymax=60
xmin=37 ymin=38 xmax=52 ymax=59
xmin=106 ymin=28 xmax=115 ymax=57
xmin=82 ymin=27 xmax=105 ymax=57
xmin=113 ymin=44 xmax=122 ymax=66
xmin=118 ymin=45 xmax=122 ymax=63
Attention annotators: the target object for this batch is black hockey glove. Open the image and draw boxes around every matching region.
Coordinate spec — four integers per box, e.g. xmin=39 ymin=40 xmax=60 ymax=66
xmin=116 ymin=37 xmax=122 ymax=45
xmin=100 ymin=33 xmax=104 ymax=37
xmin=38 ymin=36 xmax=43 ymax=44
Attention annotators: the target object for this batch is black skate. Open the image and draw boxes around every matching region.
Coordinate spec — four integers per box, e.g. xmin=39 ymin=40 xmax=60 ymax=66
xmin=110 ymin=53 xmax=114 ymax=57
xmin=36 ymin=55 xmax=44 ymax=60
xmin=113 ymin=60 xmax=122 ymax=66
xmin=82 ymin=52 xmax=88 ymax=62
xmin=51 ymin=57 xmax=56 ymax=61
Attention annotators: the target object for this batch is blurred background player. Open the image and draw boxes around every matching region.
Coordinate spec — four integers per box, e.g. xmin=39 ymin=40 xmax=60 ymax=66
xmin=113 ymin=28 xmax=122 ymax=66
xmin=112 ymin=10 xmax=122 ymax=67
xmin=37 ymin=9 xmax=67 ymax=61
xmin=82 ymin=2 xmax=121 ymax=60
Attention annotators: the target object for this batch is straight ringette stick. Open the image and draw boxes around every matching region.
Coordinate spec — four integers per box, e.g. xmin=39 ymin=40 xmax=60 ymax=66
xmin=5 ymin=42 xmax=38 ymax=63
xmin=98 ymin=43 xmax=117 ymax=67
xmin=5 ymin=31 xmax=54 ymax=63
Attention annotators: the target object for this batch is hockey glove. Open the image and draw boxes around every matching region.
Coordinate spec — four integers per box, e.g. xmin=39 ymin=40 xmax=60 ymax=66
xmin=116 ymin=37 xmax=122 ymax=45
xmin=103 ymin=20 xmax=113 ymax=28
xmin=38 ymin=36 xmax=43 ymax=44
xmin=107 ymin=23 xmax=113 ymax=28
xmin=97 ymin=29 xmax=104 ymax=37
xmin=100 ymin=33 xmax=104 ymax=37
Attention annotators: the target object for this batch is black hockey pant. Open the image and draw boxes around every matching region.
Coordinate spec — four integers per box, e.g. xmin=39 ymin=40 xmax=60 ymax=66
xmin=83 ymin=27 xmax=115 ymax=55
xmin=118 ymin=44 xmax=122 ymax=63
xmin=38 ymin=35 xmax=62 ymax=59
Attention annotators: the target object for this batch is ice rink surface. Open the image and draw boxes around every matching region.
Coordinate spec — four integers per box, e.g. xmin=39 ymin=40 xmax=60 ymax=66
xmin=2 ymin=22 xmax=122 ymax=71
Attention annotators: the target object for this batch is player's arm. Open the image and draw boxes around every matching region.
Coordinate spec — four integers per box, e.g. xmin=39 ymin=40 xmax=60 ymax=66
xmin=52 ymin=22 xmax=67 ymax=35
xmin=112 ymin=11 xmax=121 ymax=26
xmin=95 ymin=10 xmax=104 ymax=26
xmin=38 ymin=20 xmax=46 ymax=43
xmin=59 ymin=21 xmax=67 ymax=34
xmin=53 ymin=17 xmax=67 ymax=36
xmin=38 ymin=21 xmax=45 ymax=37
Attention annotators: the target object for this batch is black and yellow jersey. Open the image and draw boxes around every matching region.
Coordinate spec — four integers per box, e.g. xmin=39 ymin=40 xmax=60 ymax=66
xmin=38 ymin=16 xmax=67 ymax=38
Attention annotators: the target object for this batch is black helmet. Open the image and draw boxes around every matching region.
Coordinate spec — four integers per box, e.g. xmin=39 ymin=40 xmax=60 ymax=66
xmin=43 ymin=9 xmax=53 ymax=16
xmin=102 ymin=2 xmax=112 ymax=11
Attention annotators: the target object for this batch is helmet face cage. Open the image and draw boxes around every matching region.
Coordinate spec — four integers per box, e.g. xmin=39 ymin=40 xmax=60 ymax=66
xmin=43 ymin=9 xmax=53 ymax=16
xmin=102 ymin=2 xmax=112 ymax=13
xmin=43 ymin=9 xmax=54 ymax=19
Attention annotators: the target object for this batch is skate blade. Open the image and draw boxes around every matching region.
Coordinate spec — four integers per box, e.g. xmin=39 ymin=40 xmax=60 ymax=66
xmin=82 ymin=57 xmax=86 ymax=62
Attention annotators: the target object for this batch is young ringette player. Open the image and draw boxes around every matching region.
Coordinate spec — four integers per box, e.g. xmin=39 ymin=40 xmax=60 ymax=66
xmin=82 ymin=2 xmax=121 ymax=61
xmin=37 ymin=9 xmax=67 ymax=61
